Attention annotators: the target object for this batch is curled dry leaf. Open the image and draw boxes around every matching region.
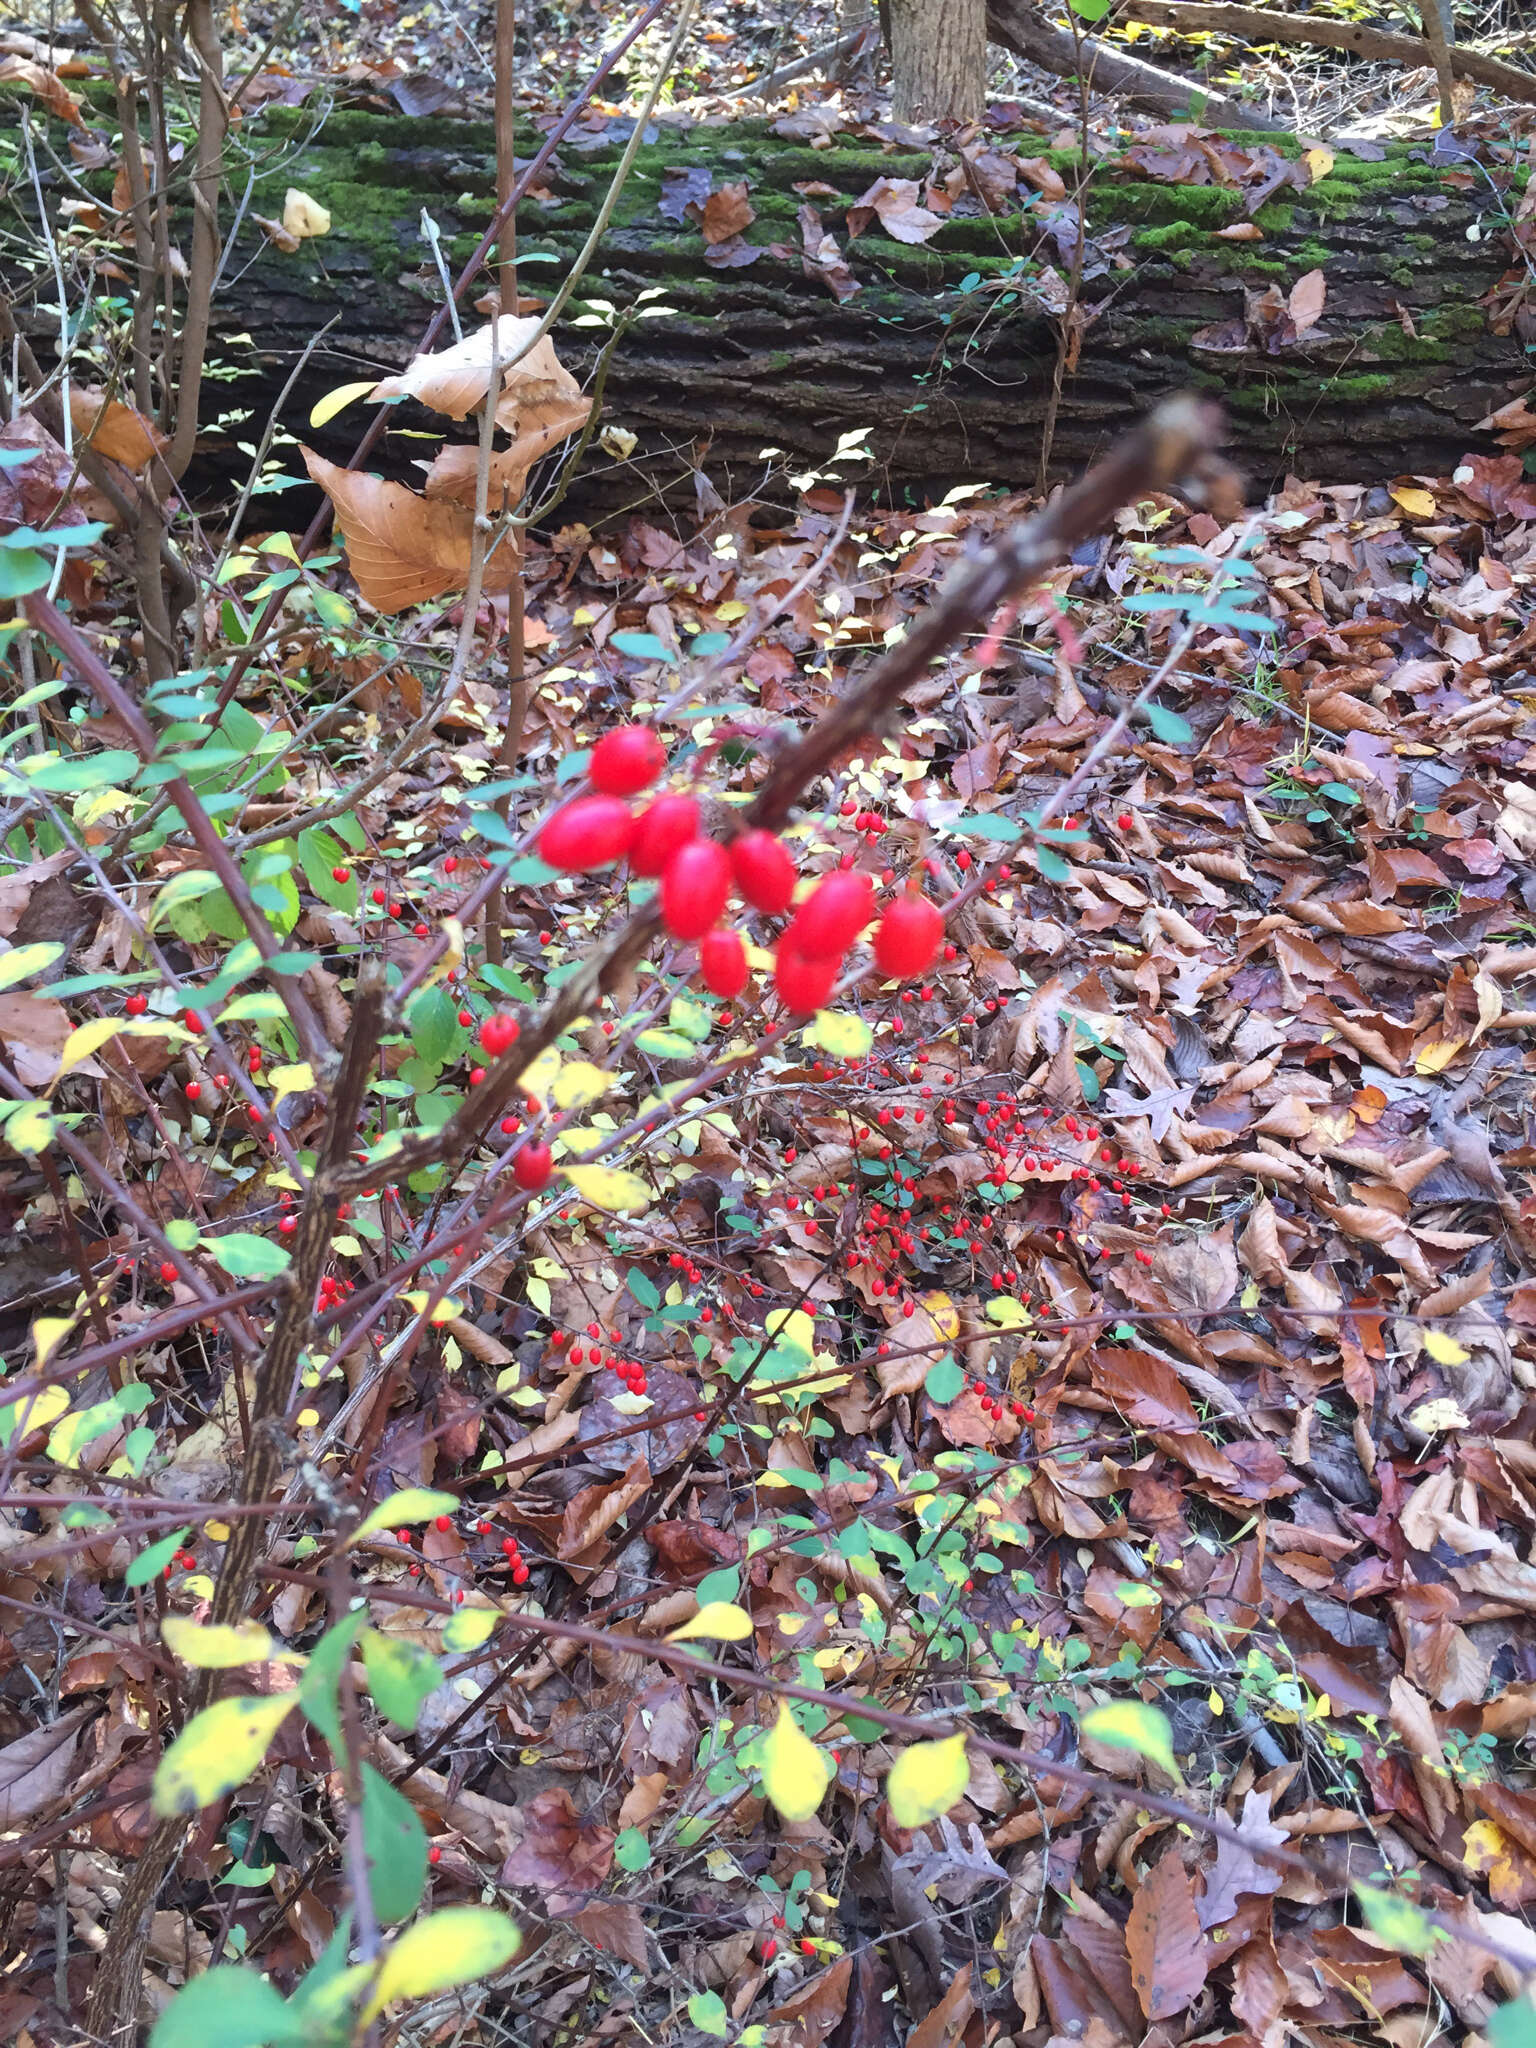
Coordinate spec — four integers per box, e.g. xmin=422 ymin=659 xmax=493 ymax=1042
xmin=0 ymin=55 xmax=84 ymax=125
xmin=371 ymin=316 xmax=591 ymax=448
xmin=847 ymin=176 xmax=944 ymax=246
xmin=0 ymin=1705 xmax=93 ymax=1826
xmin=68 ymin=385 xmax=169 ymax=471
xmin=302 ymin=447 xmax=520 ymax=613
xmin=282 ymin=188 xmax=331 ymax=239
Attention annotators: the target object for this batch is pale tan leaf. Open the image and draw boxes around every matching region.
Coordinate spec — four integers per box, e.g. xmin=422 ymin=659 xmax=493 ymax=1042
xmin=0 ymin=55 xmax=83 ymax=125
xmin=371 ymin=317 xmax=589 ymax=445
xmin=1288 ymin=266 xmax=1326 ymax=334
xmin=282 ymin=188 xmax=330 ymax=238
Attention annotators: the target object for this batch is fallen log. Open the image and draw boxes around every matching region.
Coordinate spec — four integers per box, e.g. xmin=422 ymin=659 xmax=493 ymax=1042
xmin=23 ymin=102 xmax=1531 ymax=495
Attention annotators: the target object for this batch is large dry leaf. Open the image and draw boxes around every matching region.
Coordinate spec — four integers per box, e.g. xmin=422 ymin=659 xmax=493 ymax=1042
xmin=501 ymin=1786 xmax=614 ymax=1913
xmin=0 ymin=55 xmax=83 ymax=125
xmin=848 ymin=176 xmax=944 ymax=245
xmin=302 ymin=448 xmax=520 ymax=613
xmin=422 ymin=401 xmax=592 ymax=511
xmin=371 ymin=316 xmax=588 ymax=442
xmin=69 ymin=385 xmax=169 ymax=470
xmin=0 ymin=1706 xmax=92 ymax=1825
xmin=1125 ymin=1849 xmax=1208 ymax=2019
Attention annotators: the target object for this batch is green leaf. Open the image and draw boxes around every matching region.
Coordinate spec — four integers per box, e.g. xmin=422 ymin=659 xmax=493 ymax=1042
xmin=1080 ymin=1700 xmax=1180 ymax=1779
xmin=924 ymin=1356 xmax=965 ymax=1404
xmin=152 ymin=1695 xmax=297 ymax=1815
xmin=0 ymin=548 xmax=50 ymax=600
xmin=669 ymin=992 xmax=714 ymax=1042
xmin=126 ymin=1527 xmax=190 ymax=1587
xmin=758 ymin=1701 xmax=832 ymax=1822
xmin=614 ymin=1826 xmax=652 ymax=1873
xmin=0 ymin=942 xmax=63 ymax=989
xmin=635 ymin=1029 xmax=696 ymax=1059
xmin=1352 ymin=1883 xmax=1445 ymax=1958
xmin=885 ymin=1732 xmax=969 ymax=1827
xmin=1143 ymin=701 xmax=1193 ymax=745
xmin=351 ymin=1488 xmax=458 ymax=1545
xmin=297 ymin=1609 xmax=370 ymax=1748
xmin=148 ymin=1966 xmax=303 ymax=2048
xmin=688 ymin=1990 xmax=729 ymax=2038
xmin=626 ymin=1266 xmax=660 ymax=1310
xmin=1489 ymin=1999 xmax=1536 ymax=2048
xmin=1035 ymin=845 xmax=1070 ymax=882
xmin=21 ymin=747 xmax=140 ymax=792
xmin=202 ymin=1232 xmax=291 ymax=1280
xmin=609 ymin=630 xmax=677 ymax=665
xmin=362 ymin=1630 xmax=443 ymax=1732
xmin=690 ymin=632 xmax=732 ymax=656
xmin=362 ymin=1906 xmax=521 ymax=2022
xmin=360 ymin=1763 xmax=429 ymax=1923
xmin=407 ymin=985 xmax=460 ymax=1070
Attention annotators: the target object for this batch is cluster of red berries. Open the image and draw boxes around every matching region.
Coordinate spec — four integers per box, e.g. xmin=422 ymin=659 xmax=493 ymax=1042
xmin=499 ymin=1532 xmax=531 ymax=1585
xmin=536 ymin=728 xmax=948 ymax=1010
xmin=968 ymin=1378 xmax=1037 ymax=1425
xmin=161 ymin=1544 xmax=198 ymax=1577
xmin=316 ymin=1273 xmax=353 ymax=1312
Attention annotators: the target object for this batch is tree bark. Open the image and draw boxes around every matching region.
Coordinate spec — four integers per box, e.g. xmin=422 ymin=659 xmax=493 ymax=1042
xmin=889 ymin=0 xmax=988 ymax=122
xmin=27 ymin=108 xmax=1522 ymax=502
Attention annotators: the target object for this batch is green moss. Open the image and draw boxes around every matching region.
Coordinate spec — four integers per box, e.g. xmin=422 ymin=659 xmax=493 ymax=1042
xmin=1315 ymin=371 xmax=1397 ymax=400
xmin=1253 ymin=201 xmax=1293 ymax=233
xmin=1132 ymin=220 xmax=1211 ymax=252
xmin=1087 ymin=179 xmax=1242 ymax=228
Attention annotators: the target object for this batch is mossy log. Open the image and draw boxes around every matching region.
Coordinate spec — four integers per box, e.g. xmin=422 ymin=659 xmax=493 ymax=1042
xmin=40 ymin=104 xmax=1536 ymax=493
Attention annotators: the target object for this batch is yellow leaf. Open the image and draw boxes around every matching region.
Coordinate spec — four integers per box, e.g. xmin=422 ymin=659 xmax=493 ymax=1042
xmin=152 ymin=1693 xmax=296 ymax=1814
xmin=1081 ymin=1700 xmax=1180 ymax=1780
xmin=552 ymin=1060 xmax=611 ymax=1110
xmin=562 ymin=1164 xmax=650 ymax=1213
xmin=55 ymin=1014 xmax=190 ymax=1082
xmin=885 ymin=1732 xmax=969 ymax=1827
xmin=283 ymin=187 xmax=331 ymax=238
xmin=264 ymin=1063 xmax=314 ymax=1106
xmin=1408 ymin=1397 xmax=1469 ymax=1434
xmin=803 ymin=1010 xmax=872 ymax=1059
xmin=1390 ymin=486 xmax=1437 ymax=519
xmin=1423 ymin=1330 xmax=1469 ymax=1367
xmin=918 ymin=1291 xmax=959 ymax=1342
xmin=1303 ymin=146 xmax=1335 ymax=182
xmin=31 ymin=1316 xmax=73 ymax=1371
xmin=667 ymin=1601 xmax=753 ymax=1643
xmin=3 ymin=1383 xmax=68 ymax=1437
xmin=309 ymin=379 xmax=380 ymax=429
xmin=759 ymin=1701 xmax=833 ymax=1822
xmin=1208 ymin=1688 xmax=1224 ymax=1716
xmin=362 ymin=1906 xmax=521 ymax=2022
xmin=514 ymin=1045 xmax=561 ymax=1105
xmin=1414 ymin=1038 xmax=1463 ymax=1075
xmin=162 ymin=1616 xmax=275 ymax=1668
xmin=986 ymin=1295 xmax=1031 ymax=1329
xmin=764 ymin=1308 xmax=816 ymax=1358
xmin=350 ymin=1488 xmax=458 ymax=1544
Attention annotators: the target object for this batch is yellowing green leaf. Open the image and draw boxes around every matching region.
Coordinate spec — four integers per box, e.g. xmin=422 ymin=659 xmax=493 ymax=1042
xmin=0 ymin=1382 xmax=68 ymax=1442
xmin=667 ymin=1601 xmax=753 ymax=1643
xmin=986 ymin=1295 xmax=1031 ymax=1329
xmin=1081 ymin=1700 xmax=1180 ymax=1780
xmin=55 ymin=1014 xmax=190 ymax=1080
xmin=1389 ymin=485 xmax=1436 ymax=519
xmin=1408 ymin=1397 xmax=1469 ymax=1434
xmin=764 ymin=1307 xmax=816 ymax=1359
xmin=442 ymin=1605 xmax=499 ymax=1652
xmin=552 ymin=1060 xmax=611 ymax=1110
xmin=309 ymin=379 xmax=380 ymax=429
xmin=803 ymin=1010 xmax=872 ymax=1059
xmin=265 ymin=1063 xmax=314 ymax=1105
xmin=562 ymin=1164 xmax=650 ymax=1213
xmin=5 ymin=1101 xmax=55 ymax=1155
xmin=1353 ymin=1883 xmax=1445 ymax=1957
xmin=350 ymin=1488 xmax=458 ymax=1545
xmin=362 ymin=1906 xmax=521 ymax=2022
xmin=31 ymin=1316 xmax=73 ymax=1371
xmin=1422 ymin=1330 xmax=1469 ymax=1367
xmin=0 ymin=943 xmax=64 ymax=990
xmin=152 ymin=1693 xmax=296 ymax=1814
xmin=885 ymin=1732 xmax=969 ymax=1827
xmin=759 ymin=1701 xmax=832 ymax=1822
xmin=162 ymin=1616 xmax=275 ymax=1668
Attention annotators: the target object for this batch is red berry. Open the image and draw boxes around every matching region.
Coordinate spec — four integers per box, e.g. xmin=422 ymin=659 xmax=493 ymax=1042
xmin=1117 ymin=813 xmax=1133 ymax=831
xmin=788 ymin=870 xmax=873 ymax=957
xmin=444 ymin=856 xmax=459 ymax=873
xmin=158 ymin=1260 xmax=177 ymax=1283
xmin=372 ymin=887 xmax=387 ymax=905
xmin=331 ymin=866 xmax=351 ymax=882
xmin=428 ymin=1845 xmax=442 ymax=1864
xmin=731 ymin=829 xmax=797 ymax=914
xmin=800 ymin=1938 xmax=816 ymax=1956
xmin=873 ymin=894 xmax=943 ymax=979
xmin=539 ymin=795 xmax=635 ymax=872
xmin=774 ymin=943 xmax=838 ymax=1014
xmin=479 ymin=1013 xmax=520 ymax=1058
xmin=185 ymin=1081 xmax=201 ymax=1101
xmin=279 ymin=1216 xmax=297 ymax=1235
xmin=124 ymin=994 xmax=148 ymax=1016
xmin=590 ymin=724 xmax=666 ymax=797
xmin=512 ymin=1562 xmax=530 ymax=1584
xmin=661 ymin=839 xmax=731 ymax=940
xmin=700 ymin=926 xmax=748 ymax=999
xmin=469 ymin=1066 xmax=486 ymax=1085
xmin=761 ymin=1938 xmax=778 ymax=1962
xmin=458 ymin=1009 xmax=474 ymax=1027
xmin=184 ymin=1009 xmax=203 ymax=1031
xmin=514 ymin=1143 xmax=554 ymax=1191
xmin=434 ymin=1514 xmax=452 ymax=1532
xmin=630 ymin=792 xmax=700 ymax=876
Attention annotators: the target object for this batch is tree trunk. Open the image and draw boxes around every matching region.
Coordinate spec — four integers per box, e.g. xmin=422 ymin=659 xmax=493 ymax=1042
xmin=24 ymin=108 xmax=1521 ymax=504
xmin=888 ymin=0 xmax=987 ymax=122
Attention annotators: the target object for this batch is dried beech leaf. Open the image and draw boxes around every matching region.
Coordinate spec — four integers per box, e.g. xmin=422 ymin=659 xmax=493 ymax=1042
xmin=302 ymin=447 xmax=520 ymax=613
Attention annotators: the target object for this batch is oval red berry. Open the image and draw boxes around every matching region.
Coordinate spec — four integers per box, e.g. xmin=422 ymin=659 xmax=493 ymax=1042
xmin=590 ymin=724 xmax=666 ymax=797
xmin=661 ymin=839 xmax=731 ymax=940
xmin=787 ymin=870 xmax=872 ymax=957
xmin=630 ymin=792 xmax=700 ymax=877
xmin=873 ymin=894 xmax=944 ymax=979
xmin=539 ymin=795 xmax=635 ymax=872
xmin=699 ymin=926 xmax=748 ymax=999
xmin=731 ymin=829 xmax=797 ymax=914
xmin=513 ymin=1143 xmax=554 ymax=1192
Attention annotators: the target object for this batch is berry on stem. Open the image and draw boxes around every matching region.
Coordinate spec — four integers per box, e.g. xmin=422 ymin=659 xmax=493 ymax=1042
xmin=873 ymin=893 xmax=944 ymax=979
xmin=661 ymin=839 xmax=731 ymax=940
xmin=539 ymin=795 xmax=635 ymax=872
xmin=731 ymin=829 xmax=797 ymax=914
xmin=788 ymin=870 xmax=873 ymax=957
xmin=513 ymin=1143 xmax=554 ymax=1192
xmin=700 ymin=926 xmax=748 ymax=999
xmin=630 ymin=792 xmax=700 ymax=876
xmin=590 ymin=724 xmax=665 ymax=797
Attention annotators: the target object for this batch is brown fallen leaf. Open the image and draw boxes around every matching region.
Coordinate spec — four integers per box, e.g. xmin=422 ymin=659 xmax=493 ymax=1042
xmin=0 ymin=54 xmax=83 ymax=125
xmin=501 ymin=1786 xmax=615 ymax=1913
xmin=0 ymin=1706 xmax=93 ymax=1826
xmin=689 ymin=178 xmax=755 ymax=244
xmin=69 ymin=385 xmax=170 ymax=471
xmin=302 ymin=447 xmax=520 ymax=613
xmin=1125 ymin=1848 xmax=1208 ymax=2019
